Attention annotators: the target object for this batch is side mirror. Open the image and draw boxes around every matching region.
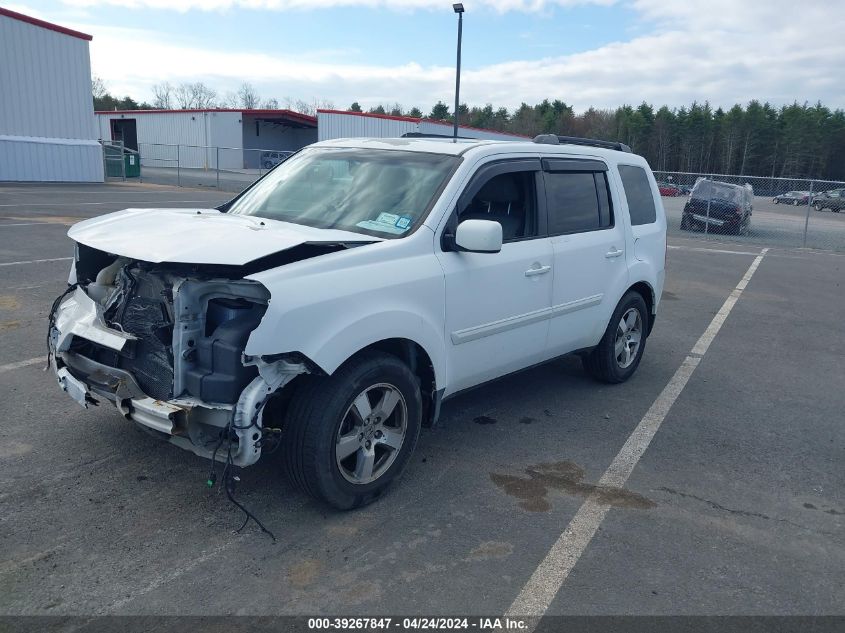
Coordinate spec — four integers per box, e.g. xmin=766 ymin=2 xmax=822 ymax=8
xmin=454 ymin=219 xmax=502 ymax=254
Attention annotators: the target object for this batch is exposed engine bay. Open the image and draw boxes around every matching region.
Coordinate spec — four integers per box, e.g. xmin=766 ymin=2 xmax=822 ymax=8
xmin=48 ymin=242 xmax=310 ymax=468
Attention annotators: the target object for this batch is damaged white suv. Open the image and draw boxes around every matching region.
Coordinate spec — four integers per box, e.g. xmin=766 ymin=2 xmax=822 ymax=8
xmin=49 ymin=135 xmax=666 ymax=509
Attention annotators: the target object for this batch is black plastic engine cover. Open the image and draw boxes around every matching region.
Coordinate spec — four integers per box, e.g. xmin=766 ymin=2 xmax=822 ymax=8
xmin=184 ymin=300 xmax=264 ymax=404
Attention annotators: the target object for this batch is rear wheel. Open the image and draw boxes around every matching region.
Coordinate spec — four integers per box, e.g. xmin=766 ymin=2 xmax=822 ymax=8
xmin=814 ymin=203 xmax=823 ymax=211
xmin=583 ymin=292 xmax=648 ymax=384
xmin=283 ymin=351 xmax=422 ymax=510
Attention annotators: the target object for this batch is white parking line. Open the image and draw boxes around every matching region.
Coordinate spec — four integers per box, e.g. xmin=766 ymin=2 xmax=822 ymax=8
xmin=0 ymin=222 xmax=67 ymax=227
xmin=505 ymin=248 xmax=769 ymax=622
xmin=667 ymin=244 xmax=760 ymax=256
xmin=0 ymin=200 xmax=220 ymax=207
xmin=0 ymin=257 xmax=72 ymax=267
xmin=0 ymin=357 xmax=46 ymax=374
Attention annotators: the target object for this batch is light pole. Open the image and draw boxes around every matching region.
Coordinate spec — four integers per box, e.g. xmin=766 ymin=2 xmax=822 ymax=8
xmin=452 ymin=3 xmax=464 ymax=141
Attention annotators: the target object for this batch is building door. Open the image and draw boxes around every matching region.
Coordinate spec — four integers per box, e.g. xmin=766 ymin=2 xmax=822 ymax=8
xmin=110 ymin=119 xmax=138 ymax=151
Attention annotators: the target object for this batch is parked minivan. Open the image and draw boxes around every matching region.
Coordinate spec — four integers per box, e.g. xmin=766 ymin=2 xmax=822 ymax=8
xmin=48 ymin=135 xmax=666 ymax=509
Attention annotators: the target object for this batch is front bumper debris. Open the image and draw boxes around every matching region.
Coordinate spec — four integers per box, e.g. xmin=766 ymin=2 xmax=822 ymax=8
xmin=49 ymin=286 xmax=305 ymax=467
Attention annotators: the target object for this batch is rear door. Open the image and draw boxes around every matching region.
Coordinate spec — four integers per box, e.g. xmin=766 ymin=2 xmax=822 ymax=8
xmin=543 ymin=157 xmax=629 ymax=357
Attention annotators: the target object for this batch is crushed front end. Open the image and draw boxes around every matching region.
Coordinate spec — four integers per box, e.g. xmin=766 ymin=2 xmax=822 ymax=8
xmin=48 ymin=243 xmax=306 ymax=467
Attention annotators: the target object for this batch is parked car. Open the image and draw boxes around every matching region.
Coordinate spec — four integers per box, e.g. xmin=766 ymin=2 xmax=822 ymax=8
xmin=260 ymin=150 xmax=293 ymax=169
xmin=48 ymin=135 xmax=666 ymax=510
xmin=812 ymin=189 xmax=845 ymax=212
xmin=680 ymin=178 xmax=753 ymax=234
xmin=658 ymin=182 xmax=682 ymax=196
xmin=774 ymin=191 xmax=808 ymax=205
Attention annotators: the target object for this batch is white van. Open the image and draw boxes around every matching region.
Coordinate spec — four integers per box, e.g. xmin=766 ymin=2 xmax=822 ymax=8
xmin=49 ymin=135 xmax=666 ymax=509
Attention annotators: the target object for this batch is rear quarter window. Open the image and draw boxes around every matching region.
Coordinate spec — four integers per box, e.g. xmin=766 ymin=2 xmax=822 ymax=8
xmin=618 ymin=165 xmax=657 ymax=226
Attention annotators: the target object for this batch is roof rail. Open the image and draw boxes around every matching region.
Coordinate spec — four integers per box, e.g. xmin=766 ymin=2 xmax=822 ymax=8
xmin=401 ymin=132 xmax=473 ymax=139
xmin=533 ymin=134 xmax=632 ymax=153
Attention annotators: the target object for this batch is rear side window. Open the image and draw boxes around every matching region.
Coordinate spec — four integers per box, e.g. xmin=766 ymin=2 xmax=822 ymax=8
xmin=545 ymin=172 xmax=613 ymax=235
xmin=618 ymin=165 xmax=657 ymax=225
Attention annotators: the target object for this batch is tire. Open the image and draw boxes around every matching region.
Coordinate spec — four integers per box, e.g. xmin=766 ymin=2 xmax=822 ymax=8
xmin=282 ymin=350 xmax=422 ymax=510
xmin=814 ymin=203 xmax=822 ymax=212
xmin=792 ymin=199 xmax=798 ymax=206
xmin=773 ymin=199 xmax=778 ymax=204
xmin=582 ymin=291 xmax=649 ymax=384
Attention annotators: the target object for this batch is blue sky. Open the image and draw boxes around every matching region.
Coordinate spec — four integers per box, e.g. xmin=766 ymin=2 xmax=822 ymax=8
xmin=7 ymin=0 xmax=844 ymax=113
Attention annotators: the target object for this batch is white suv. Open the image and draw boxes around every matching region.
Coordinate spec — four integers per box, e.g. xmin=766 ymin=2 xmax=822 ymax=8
xmin=49 ymin=135 xmax=666 ymax=509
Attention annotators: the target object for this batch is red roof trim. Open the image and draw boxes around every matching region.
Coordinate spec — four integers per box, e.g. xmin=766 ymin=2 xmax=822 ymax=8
xmin=0 ymin=7 xmax=92 ymax=41
xmin=316 ymin=108 xmax=530 ymax=139
xmin=94 ymin=108 xmax=317 ymax=126
xmin=318 ymin=109 xmax=423 ymax=124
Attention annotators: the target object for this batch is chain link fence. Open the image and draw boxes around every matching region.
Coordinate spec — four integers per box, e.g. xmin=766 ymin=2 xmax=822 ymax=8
xmin=103 ymin=145 xmax=845 ymax=253
xmin=654 ymin=171 xmax=845 ymax=252
xmin=104 ymin=143 xmax=294 ymax=193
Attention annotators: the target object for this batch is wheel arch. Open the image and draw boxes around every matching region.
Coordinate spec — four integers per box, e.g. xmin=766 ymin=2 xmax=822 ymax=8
xmin=626 ymin=280 xmax=656 ymax=336
xmin=343 ymin=338 xmax=441 ymax=427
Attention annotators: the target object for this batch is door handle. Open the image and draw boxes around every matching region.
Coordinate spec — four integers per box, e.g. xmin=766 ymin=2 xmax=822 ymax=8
xmin=525 ymin=264 xmax=551 ymax=277
xmin=605 ymin=247 xmax=624 ymax=259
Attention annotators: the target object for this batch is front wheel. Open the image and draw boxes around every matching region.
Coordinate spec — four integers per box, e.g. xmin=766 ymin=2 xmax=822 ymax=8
xmin=282 ymin=351 xmax=422 ymax=510
xmin=582 ymin=292 xmax=649 ymax=384
xmin=814 ymin=203 xmax=822 ymax=212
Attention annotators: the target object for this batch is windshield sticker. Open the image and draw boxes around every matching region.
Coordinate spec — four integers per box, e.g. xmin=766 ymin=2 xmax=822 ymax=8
xmin=355 ymin=212 xmax=412 ymax=235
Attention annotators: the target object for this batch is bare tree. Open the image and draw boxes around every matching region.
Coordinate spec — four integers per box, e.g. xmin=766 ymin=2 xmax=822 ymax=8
xmin=174 ymin=83 xmax=193 ymax=109
xmin=152 ymin=82 xmax=173 ymax=109
xmin=237 ymin=82 xmax=261 ymax=109
xmin=191 ymin=82 xmax=217 ymax=108
xmin=174 ymin=82 xmax=217 ymax=109
xmin=221 ymin=91 xmax=240 ymax=108
xmin=91 ymin=76 xmax=108 ymax=99
xmin=294 ymin=99 xmax=314 ymax=116
xmin=262 ymin=97 xmax=279 ymax=109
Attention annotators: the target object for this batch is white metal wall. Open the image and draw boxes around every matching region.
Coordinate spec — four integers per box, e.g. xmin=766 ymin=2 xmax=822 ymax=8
xmin=96 ymin=111 xmax=244 ymax=170
xmin=316 ymin=111 xmax=528 ymax=142
xmin=317 ymin=111 xmax=419 ymax=141
xmin=0 ymin=13 xmax=103 ymax=181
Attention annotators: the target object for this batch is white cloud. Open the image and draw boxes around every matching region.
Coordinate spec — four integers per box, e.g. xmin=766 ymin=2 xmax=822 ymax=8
xmin=72 ymin=0 xmax=845 ymax=111
xmin=62 ymin=0 xmax=613 ymax=12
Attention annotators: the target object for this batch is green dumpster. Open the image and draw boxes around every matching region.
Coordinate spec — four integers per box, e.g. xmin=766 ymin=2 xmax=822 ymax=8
xmin=124 ymin=152 xmax=140 ymax=178
xmin=105 ymin=150 xmax=140 ymax=178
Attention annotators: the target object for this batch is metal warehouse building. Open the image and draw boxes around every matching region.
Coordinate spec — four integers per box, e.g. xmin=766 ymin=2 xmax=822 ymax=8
xmin=95 ymin=109 xmax=318 ymax=170
xmin=0 ymin=8 xmax=103 ymax=182
xmin=317 ymin=109 xmax=527 ymax=142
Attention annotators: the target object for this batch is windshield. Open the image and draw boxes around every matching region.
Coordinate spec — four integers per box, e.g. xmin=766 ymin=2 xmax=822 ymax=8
xmin=228 ymin=148 xmax=459 ymax=238
xmin=691 ymin=180 xmax=744 ymax=204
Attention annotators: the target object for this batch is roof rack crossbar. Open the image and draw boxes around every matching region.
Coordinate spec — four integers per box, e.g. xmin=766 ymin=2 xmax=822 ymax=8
xmin=533 ymin=134 xmax=632 ymax=153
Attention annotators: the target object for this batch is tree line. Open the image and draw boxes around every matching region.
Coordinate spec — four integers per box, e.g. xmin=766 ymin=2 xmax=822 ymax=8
xmin=92 ymin=78 xmax=334 ymax=116
xmin=391 ymin=99 xmax=845 ymax=181
xmin=91 ymin=76 xmax=845 ymax=181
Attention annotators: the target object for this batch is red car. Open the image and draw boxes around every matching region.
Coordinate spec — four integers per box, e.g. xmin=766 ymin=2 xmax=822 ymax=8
xmin=658 ymin=182 xmax=682 ymax=196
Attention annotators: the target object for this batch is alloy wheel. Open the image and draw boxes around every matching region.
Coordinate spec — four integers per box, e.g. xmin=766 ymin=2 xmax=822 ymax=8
xmin=614 ymin=308 xmax=643 ymax=369
xmin=335 ymin=383 xmax=408 ymax=485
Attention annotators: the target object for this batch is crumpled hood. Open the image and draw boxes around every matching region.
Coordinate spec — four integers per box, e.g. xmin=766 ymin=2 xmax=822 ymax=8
xmin=68 ymin=208 xmax=380 ymax=266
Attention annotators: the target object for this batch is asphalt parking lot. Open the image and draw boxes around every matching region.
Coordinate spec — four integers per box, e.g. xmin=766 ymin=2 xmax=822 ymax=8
xmin=1 ymin=183 xmax=843 ymax=619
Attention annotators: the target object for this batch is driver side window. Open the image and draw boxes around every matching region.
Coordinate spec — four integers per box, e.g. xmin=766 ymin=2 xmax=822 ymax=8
xmin=458 ymin=171 xmax=538 ymax=242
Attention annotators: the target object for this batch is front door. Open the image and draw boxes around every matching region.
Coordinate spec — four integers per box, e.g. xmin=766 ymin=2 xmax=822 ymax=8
xmin=436 ymin=159 xmax=553 ymax=395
